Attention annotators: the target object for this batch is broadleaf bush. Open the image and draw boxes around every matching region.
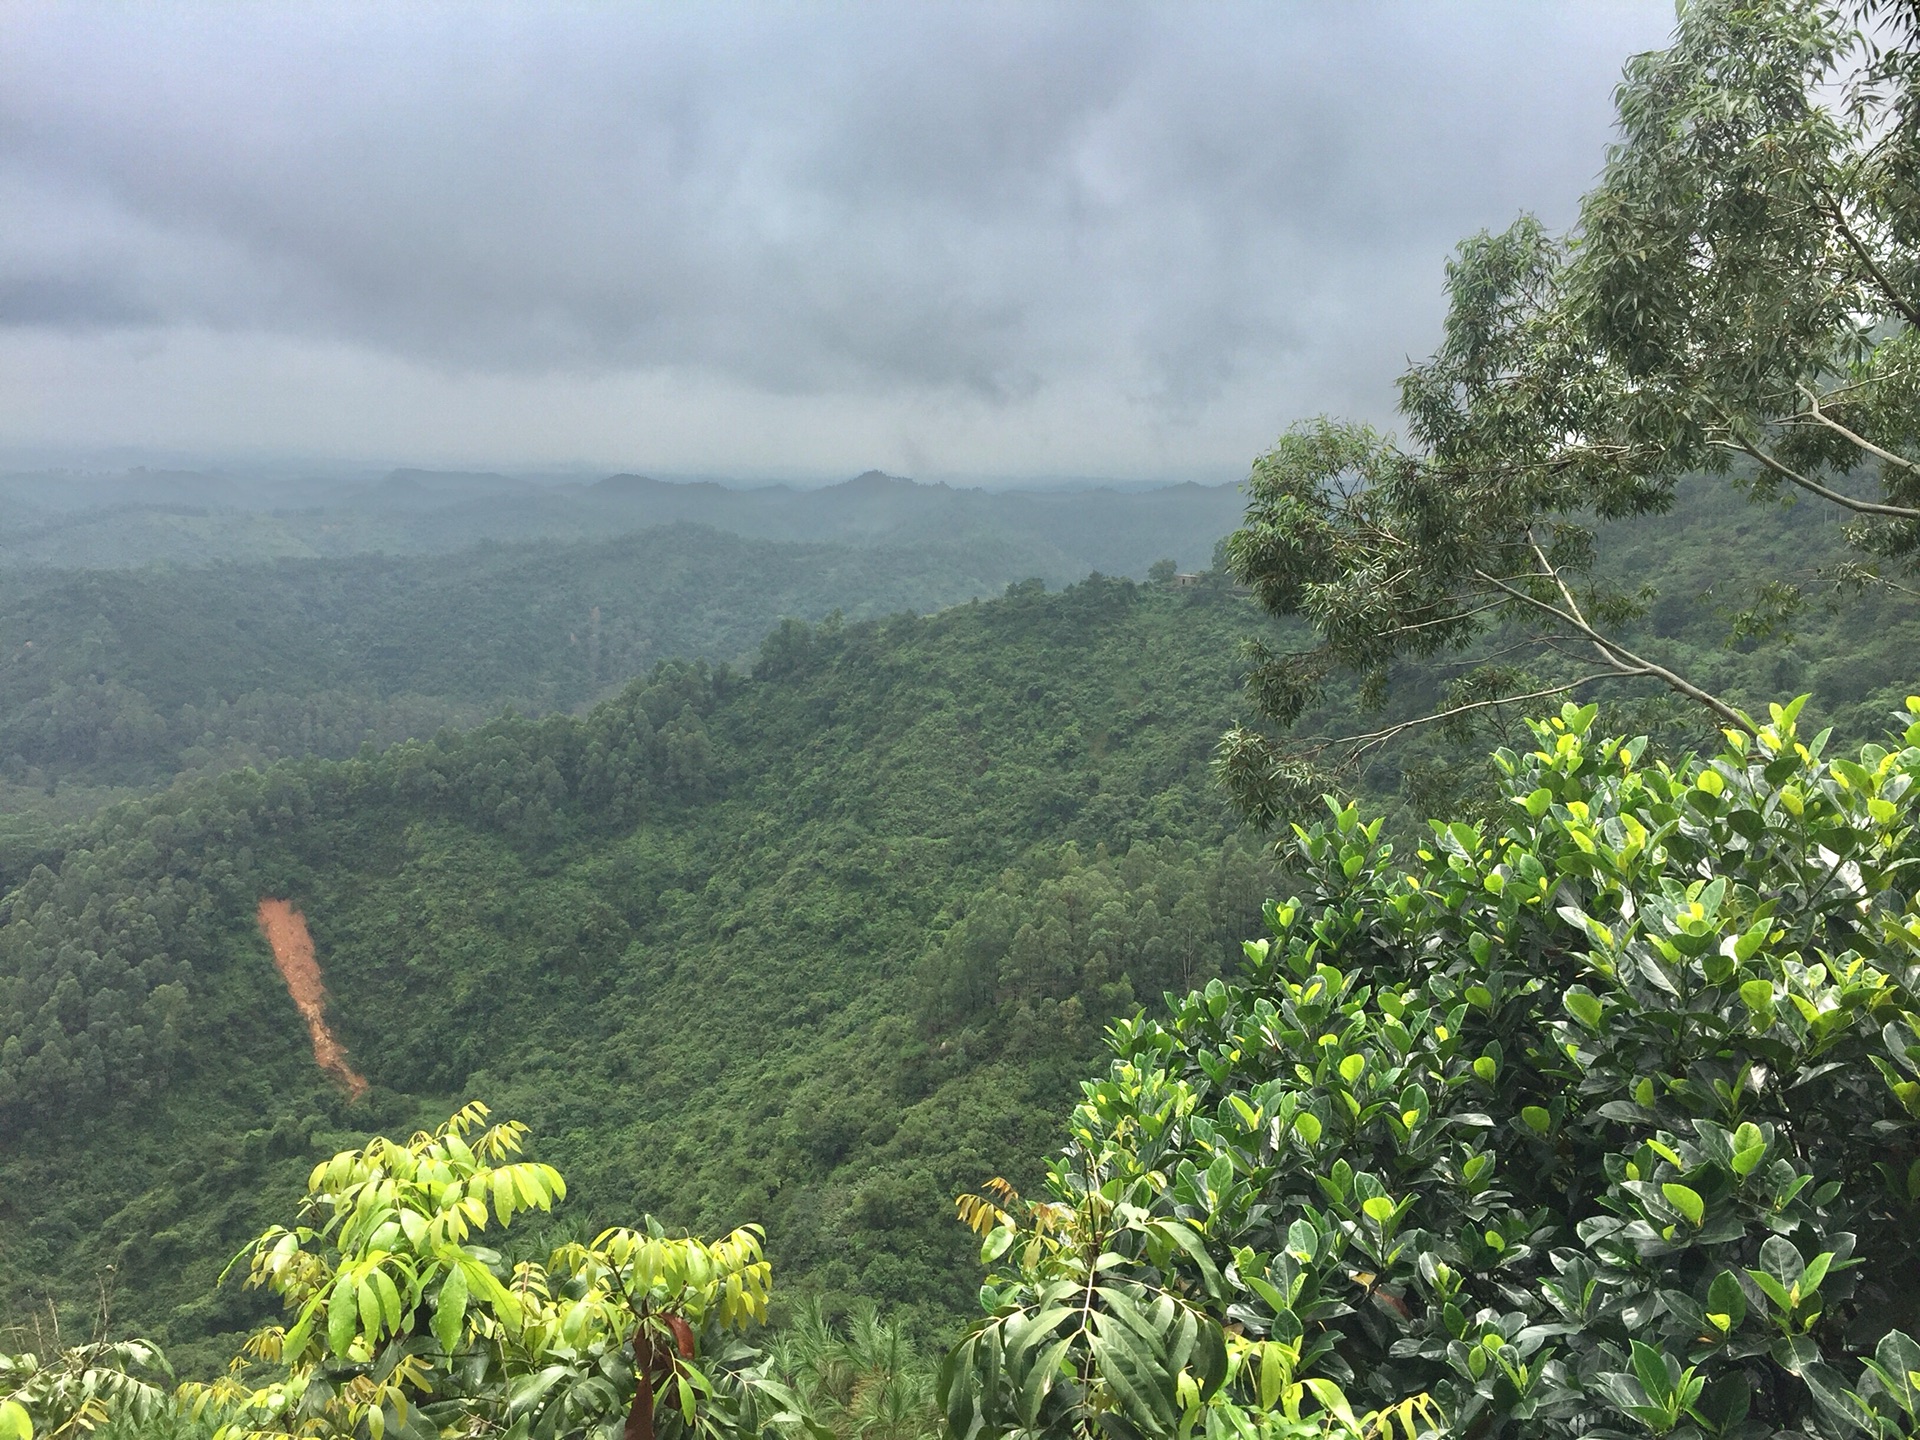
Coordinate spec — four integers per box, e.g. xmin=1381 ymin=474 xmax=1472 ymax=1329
xmin=944 ymin=697 xmax=1920 ymax=1439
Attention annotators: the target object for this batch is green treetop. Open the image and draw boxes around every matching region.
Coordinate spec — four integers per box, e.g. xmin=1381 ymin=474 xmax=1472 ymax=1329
xmin=1218 ymin=0 xmax=1920 ymax=822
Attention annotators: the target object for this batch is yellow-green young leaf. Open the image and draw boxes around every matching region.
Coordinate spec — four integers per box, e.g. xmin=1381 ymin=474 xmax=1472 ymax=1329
xmin=1740 ymin=980 xmax=1774 ymax=1015
xmin=1258 ymin=1342 xmax=1287 ymax=1410
xmin=1362 ymin=1196 xmax=1396 ymax=1225
xmin=1520 ymin=1106 xmax=1551 ymax=1135
xmin=398 ymin=1209 xmax=428 ymax=1250
xmin=1662 ymin=1184 xmax=1705 ymax=1227
xmin=357 ymin=1277 xmax=383 ymax=1339
xmin=1338 ymin=1054 xmax=1366 ymax=1084
xmin=1295 ymin=1112 xmax=1323 ymax=1146
xmin=1634 ymin=1077 xmax=1656 ymax=1108
xmin=1648 ymin=1141 xmax=1685 ymax=1170
xmin=1472 ymin=1055 xmax=1498 ymax=1083
xmin=1564 ymin=989 xmax=1603 ymax=1029
xmin=0 ymin=1399 xmax=31 ymax=1440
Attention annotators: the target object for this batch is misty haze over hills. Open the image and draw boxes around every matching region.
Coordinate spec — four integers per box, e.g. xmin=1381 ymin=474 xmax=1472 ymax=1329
xmin=0 ymin=465 xmax=1245 ymax=573
xmin=0 ymin=465 xmax=1253 ymax=826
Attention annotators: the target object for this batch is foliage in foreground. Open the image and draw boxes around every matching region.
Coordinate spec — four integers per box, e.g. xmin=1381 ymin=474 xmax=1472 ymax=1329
xmin=944 ymin=700 xmax=1920 ymax=1440
xmin=181 ymin=1102 xmax=808 ymax=1440
xmin=0 ymin=1340 xmax=172 ymax=1440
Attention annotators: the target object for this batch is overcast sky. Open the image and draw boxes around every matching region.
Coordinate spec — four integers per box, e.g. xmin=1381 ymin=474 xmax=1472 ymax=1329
xmin=1 ymin=2 xmax=1674 ymax=482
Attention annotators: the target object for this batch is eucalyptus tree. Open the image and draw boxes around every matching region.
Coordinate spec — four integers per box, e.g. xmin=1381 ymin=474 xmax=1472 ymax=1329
xmin=1217 ymin=0 xmax=1920 ymax=824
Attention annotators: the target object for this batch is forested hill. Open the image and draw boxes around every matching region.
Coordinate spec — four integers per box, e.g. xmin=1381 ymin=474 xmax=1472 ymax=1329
xmin=0 ymin=524 xmax=1093 ymax=797
xmin=0 ymin=578 xmax=1281 ymax=1372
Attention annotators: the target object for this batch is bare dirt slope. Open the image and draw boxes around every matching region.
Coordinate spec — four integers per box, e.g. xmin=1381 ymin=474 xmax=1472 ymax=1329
xmin=257 ymin=898 xmax=368 ymax=1099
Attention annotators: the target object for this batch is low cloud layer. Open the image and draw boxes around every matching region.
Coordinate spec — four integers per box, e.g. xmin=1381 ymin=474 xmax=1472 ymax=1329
xmin=0 ymin=2 xmax=1673 ymax=479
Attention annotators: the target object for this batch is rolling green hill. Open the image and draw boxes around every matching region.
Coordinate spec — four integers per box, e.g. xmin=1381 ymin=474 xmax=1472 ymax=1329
xmin=0 ymin=468 xmax=1246 ymax=575
xmin=0 ymin=476 xmax=1915 ymax=1384
xmin=0 ymin=579 xmax=1283 ymax=1372
xmin=0 ymin=524 xmax=1071 ymax=795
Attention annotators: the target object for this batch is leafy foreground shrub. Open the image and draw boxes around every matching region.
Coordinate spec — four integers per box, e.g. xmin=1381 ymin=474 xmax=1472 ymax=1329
xmin=178 ymin=1103 xmax=811 ymax=1440
xmin=0 ymin=1342 xmax=173 ymax=1440
xmin=942 ymin=699 xmax=1920 ymax=1440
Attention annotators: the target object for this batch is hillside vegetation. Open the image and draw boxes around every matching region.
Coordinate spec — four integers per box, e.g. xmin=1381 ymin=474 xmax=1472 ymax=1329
xmin=0 ymin=525 xmax=1076 ymax=794
xmin=4 ymin=501 xmax=1915 ymax=1378
xmin=0 ymin=579 xmax=1282 ymax=1373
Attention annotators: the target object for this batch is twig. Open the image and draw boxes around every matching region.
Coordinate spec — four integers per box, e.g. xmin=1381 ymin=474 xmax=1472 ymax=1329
xmin=1820 ymin=191 xmax=1920 ymax=330
xmin=1795 ymin=383 xmax=1920 ymax=475
xmin=1343 ymin=674 xmax=1617 ymax=761
xmin=1471 ymin=567 xmax=1755 ymax=733
xmin=1388 ymin=600 xmax=1508 ymax=637
xmin=1718 ymin=438 xmax=1920 ymax=520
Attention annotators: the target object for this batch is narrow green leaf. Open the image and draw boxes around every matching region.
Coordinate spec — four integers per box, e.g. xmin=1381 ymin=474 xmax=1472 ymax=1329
xmin=433 ymin=1264 xmax=469 ymax=1356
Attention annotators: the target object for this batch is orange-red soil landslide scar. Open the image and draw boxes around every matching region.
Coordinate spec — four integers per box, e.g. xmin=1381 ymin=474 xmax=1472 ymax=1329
xmin=257 ymin=898 xmax=369 ymax=1100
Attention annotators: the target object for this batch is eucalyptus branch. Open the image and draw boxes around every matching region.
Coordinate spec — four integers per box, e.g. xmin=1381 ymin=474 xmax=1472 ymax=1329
xmin=1717 ymin=438 xmax=1920 ymax=520
xmin=1343 ymin=674 xmax=1618 ymax=762
xmin=1794 ymin=383 xmax=1920 ymax=475
xmin=1387 ymin=600 xmax=1508 ymax=637
xmin=1435 ymin=637 xmax=1548 ymax=671
xmin=1819 ymin=189 xmax=1920 ymax=329
xmin=1527 ymin=532 xmax=1594 ymax=628
xmin=1471 ymin=568 xmax=1755 ymax=733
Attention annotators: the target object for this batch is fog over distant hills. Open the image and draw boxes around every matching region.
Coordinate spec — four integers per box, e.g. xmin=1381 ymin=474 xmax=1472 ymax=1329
xmin=0 ymin=466 xmax=1246 ymax=573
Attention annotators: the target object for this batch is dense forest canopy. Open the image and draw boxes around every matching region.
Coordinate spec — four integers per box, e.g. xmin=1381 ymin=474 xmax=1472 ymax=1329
xmin=0 ymin=526 xmax=1078 ymax=789
xmin=0 ymin=579 xmax=1284 ymax=1374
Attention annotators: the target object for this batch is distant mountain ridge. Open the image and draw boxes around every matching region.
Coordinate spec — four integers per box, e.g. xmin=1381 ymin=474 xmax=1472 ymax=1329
xmin=0 ymin=466 xmax=1245 ymax=572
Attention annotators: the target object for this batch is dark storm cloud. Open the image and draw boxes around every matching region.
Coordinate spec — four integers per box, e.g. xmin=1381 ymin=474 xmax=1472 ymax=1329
xmin=0 ymin=2 xmax=1673 ymax=468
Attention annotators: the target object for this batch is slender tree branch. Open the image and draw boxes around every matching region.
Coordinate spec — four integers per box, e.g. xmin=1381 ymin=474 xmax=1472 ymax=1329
xmin=1472 ymin=567 xmax=1755 ymax=733
xmin=1389 ymin=600 xmax=1508 ymax=637
xmin=1344 ymin=674 xmax=1619 ymax=761
xmin=1820 ymin=190 xmax=1920 ymax=330
xmin=1527 ymin=532 xmax=1594 ymax=627
xmin=1436 ymin=638 xmax=1549 ymax=671
xmin=1716 ymin=438 xmax=1920 ymax=519
xmin=1795 ymin=383 xmax=1920 ymax=475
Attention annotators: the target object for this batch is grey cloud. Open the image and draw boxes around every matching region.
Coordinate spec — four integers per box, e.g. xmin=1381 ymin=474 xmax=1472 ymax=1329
xmin=0 ymin=1 xmax=1674 ymax=465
